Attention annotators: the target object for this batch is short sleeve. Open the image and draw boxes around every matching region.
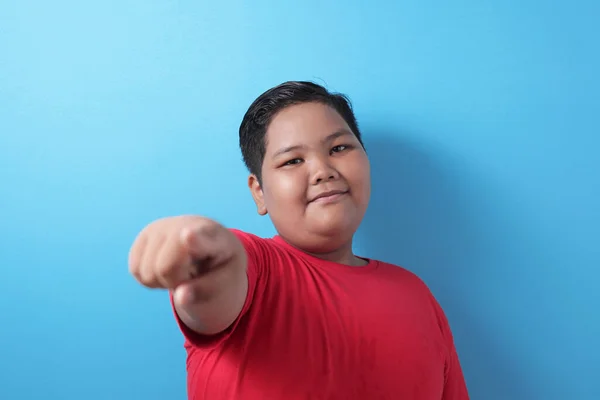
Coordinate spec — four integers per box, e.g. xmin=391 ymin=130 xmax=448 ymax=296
xmin=430 ymin=294 xmax=470 ymax=400
xmin=170 ymin=228 xmax=267 ymax=350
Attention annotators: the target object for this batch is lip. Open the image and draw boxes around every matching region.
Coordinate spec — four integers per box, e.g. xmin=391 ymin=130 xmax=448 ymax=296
xmin=310 ymin=189 xmax=349 ymax=203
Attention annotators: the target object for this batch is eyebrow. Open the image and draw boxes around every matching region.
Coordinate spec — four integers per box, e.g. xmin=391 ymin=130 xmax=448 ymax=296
xmin=271 ymin=129 xmax=354 ymax=159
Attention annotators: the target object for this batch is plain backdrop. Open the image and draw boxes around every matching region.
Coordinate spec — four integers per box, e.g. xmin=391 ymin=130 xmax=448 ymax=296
xmin=1 ymin=1 xmax=598 ymax=399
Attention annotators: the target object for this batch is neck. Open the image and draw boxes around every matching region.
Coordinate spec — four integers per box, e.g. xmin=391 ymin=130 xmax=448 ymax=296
xmin=305 ymin=240 xmax=368 ymax=267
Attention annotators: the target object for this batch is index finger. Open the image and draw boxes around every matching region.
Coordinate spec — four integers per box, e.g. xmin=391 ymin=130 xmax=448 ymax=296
xmin=181 ymin=223 xmax=235 ymax=269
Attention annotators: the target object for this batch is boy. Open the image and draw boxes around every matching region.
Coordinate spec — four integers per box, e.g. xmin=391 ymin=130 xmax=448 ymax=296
xmin=128 ymin=81 xmax=469 ymax=399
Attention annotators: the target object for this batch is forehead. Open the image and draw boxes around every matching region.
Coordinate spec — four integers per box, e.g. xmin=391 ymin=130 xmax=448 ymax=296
xmin=264 ymin=102 xmax=352 ymax=151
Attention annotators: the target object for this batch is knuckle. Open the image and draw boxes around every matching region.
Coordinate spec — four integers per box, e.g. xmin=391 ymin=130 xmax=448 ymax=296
xmin=139 ymin=269 xmax=156 ymax=287
xmin=128 ymin=256 xmax=137 ymax=272
xmin=128 ymin=250 xmax=141 ymax=271
xmin=196 ymin=220 xmax=220 ymax=238
xmin=129 ymin=263 xmax=140 ymax=278
xmin=128 ymin=251 xmax=143 ymax=278
xmin=155 ymin=258 xmax=175 ymax=278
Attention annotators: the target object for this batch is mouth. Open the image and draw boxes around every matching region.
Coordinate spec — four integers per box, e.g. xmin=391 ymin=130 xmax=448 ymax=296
xmin=310 ymin=189 xmax=349 ymax=203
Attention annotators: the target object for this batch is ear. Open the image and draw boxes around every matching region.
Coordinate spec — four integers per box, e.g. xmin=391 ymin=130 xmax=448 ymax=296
xmin=248 ymin=174 xmax=268 ymax=216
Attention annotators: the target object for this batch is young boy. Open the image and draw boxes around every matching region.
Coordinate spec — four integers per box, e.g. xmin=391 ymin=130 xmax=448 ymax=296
xmin=128 ymin=81 xmax=470 ymax=399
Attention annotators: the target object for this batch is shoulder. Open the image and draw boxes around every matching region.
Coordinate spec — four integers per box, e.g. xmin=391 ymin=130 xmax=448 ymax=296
xmin=375 ymin=259 xmax=454 ymax=328
xmin=229 ymin=228 xmax=266 ymax=245
xmin=373 ymin=259 xmax=431 ymax=290
xmin=228 ymin=229 xmax=293 ymax=271
xmin=229 ymin=229 xmax=279 ymax=255
xmin=371 ymin=259 xmax=449 ymax=316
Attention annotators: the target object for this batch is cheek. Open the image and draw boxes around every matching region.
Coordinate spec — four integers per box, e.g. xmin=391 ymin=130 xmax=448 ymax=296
xmin=345 ymin=155 xmax=370 ymax=187
xmin=264 ymin=173 xmax=306 ymax=207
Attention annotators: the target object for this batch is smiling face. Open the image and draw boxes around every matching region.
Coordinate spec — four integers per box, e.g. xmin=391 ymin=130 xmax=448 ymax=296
xmin=248 ymin=102 xmax=371 ymax=255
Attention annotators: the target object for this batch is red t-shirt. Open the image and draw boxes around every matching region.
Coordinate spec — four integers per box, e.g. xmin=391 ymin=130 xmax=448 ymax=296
xmin=172 ymin=230 xmax=469 ymax=399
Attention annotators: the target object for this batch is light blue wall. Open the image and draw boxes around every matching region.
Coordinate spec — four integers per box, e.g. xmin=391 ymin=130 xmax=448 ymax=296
xmin=1 ymin=1 xmax=598 ymax=399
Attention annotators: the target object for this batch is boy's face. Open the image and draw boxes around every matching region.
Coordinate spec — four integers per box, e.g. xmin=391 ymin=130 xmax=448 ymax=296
xmin=248 ymin=102 xmax=371 ymax=254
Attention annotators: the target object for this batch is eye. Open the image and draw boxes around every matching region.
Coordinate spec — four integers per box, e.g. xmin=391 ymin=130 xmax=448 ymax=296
xmin=331 ymin=144 xmax=351 ymax=154
xmin=283 ymin=158 xmax=303 ymax=166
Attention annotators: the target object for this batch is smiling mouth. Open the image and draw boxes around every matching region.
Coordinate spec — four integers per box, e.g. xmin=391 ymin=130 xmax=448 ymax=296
xmin=310 ymin=190 xmax=349 ymax=203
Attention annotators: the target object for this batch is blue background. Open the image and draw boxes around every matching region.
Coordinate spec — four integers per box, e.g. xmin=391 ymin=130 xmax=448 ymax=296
xmin=1 ymin=1 xmax=598 ymax=399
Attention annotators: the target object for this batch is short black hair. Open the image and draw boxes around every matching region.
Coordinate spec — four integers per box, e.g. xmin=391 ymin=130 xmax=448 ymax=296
xmin=239 ymin=81 xmax=364 ymax=181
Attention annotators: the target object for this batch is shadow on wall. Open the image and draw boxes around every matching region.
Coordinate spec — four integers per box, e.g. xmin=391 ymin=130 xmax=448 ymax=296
xmin=356 ymin=131 xmax=533 ymax=400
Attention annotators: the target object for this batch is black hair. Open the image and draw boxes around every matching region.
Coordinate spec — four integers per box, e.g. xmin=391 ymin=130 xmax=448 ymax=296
xmin=239 ymin=81 xmax=364 ymax=182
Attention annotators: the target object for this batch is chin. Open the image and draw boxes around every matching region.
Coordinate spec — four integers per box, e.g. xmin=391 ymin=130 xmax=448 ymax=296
xmin=274 ymin=207 xmax=366 ymax=253
xmin=314 ymin=220 xmax=347 ymax=236
xmin=315 ymin=208 xmax=363 ymax=234
xmin=312 ymin=219 xmax=359 ymax=245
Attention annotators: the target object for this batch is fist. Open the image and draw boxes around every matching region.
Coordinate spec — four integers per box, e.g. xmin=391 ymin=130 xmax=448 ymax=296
xmin=128 ymin=215 xmax=243 ymax=303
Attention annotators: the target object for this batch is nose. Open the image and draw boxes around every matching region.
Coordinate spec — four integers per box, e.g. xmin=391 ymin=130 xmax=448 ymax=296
xmin=310 ymin=157 xmax=340 ymax=185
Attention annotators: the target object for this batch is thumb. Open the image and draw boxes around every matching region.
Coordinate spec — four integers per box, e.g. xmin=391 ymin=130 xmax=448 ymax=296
xmin=173 ymin=282 xmax=196 ymax=307
xmin=173 ymin=277 xmax=216 ymax=306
